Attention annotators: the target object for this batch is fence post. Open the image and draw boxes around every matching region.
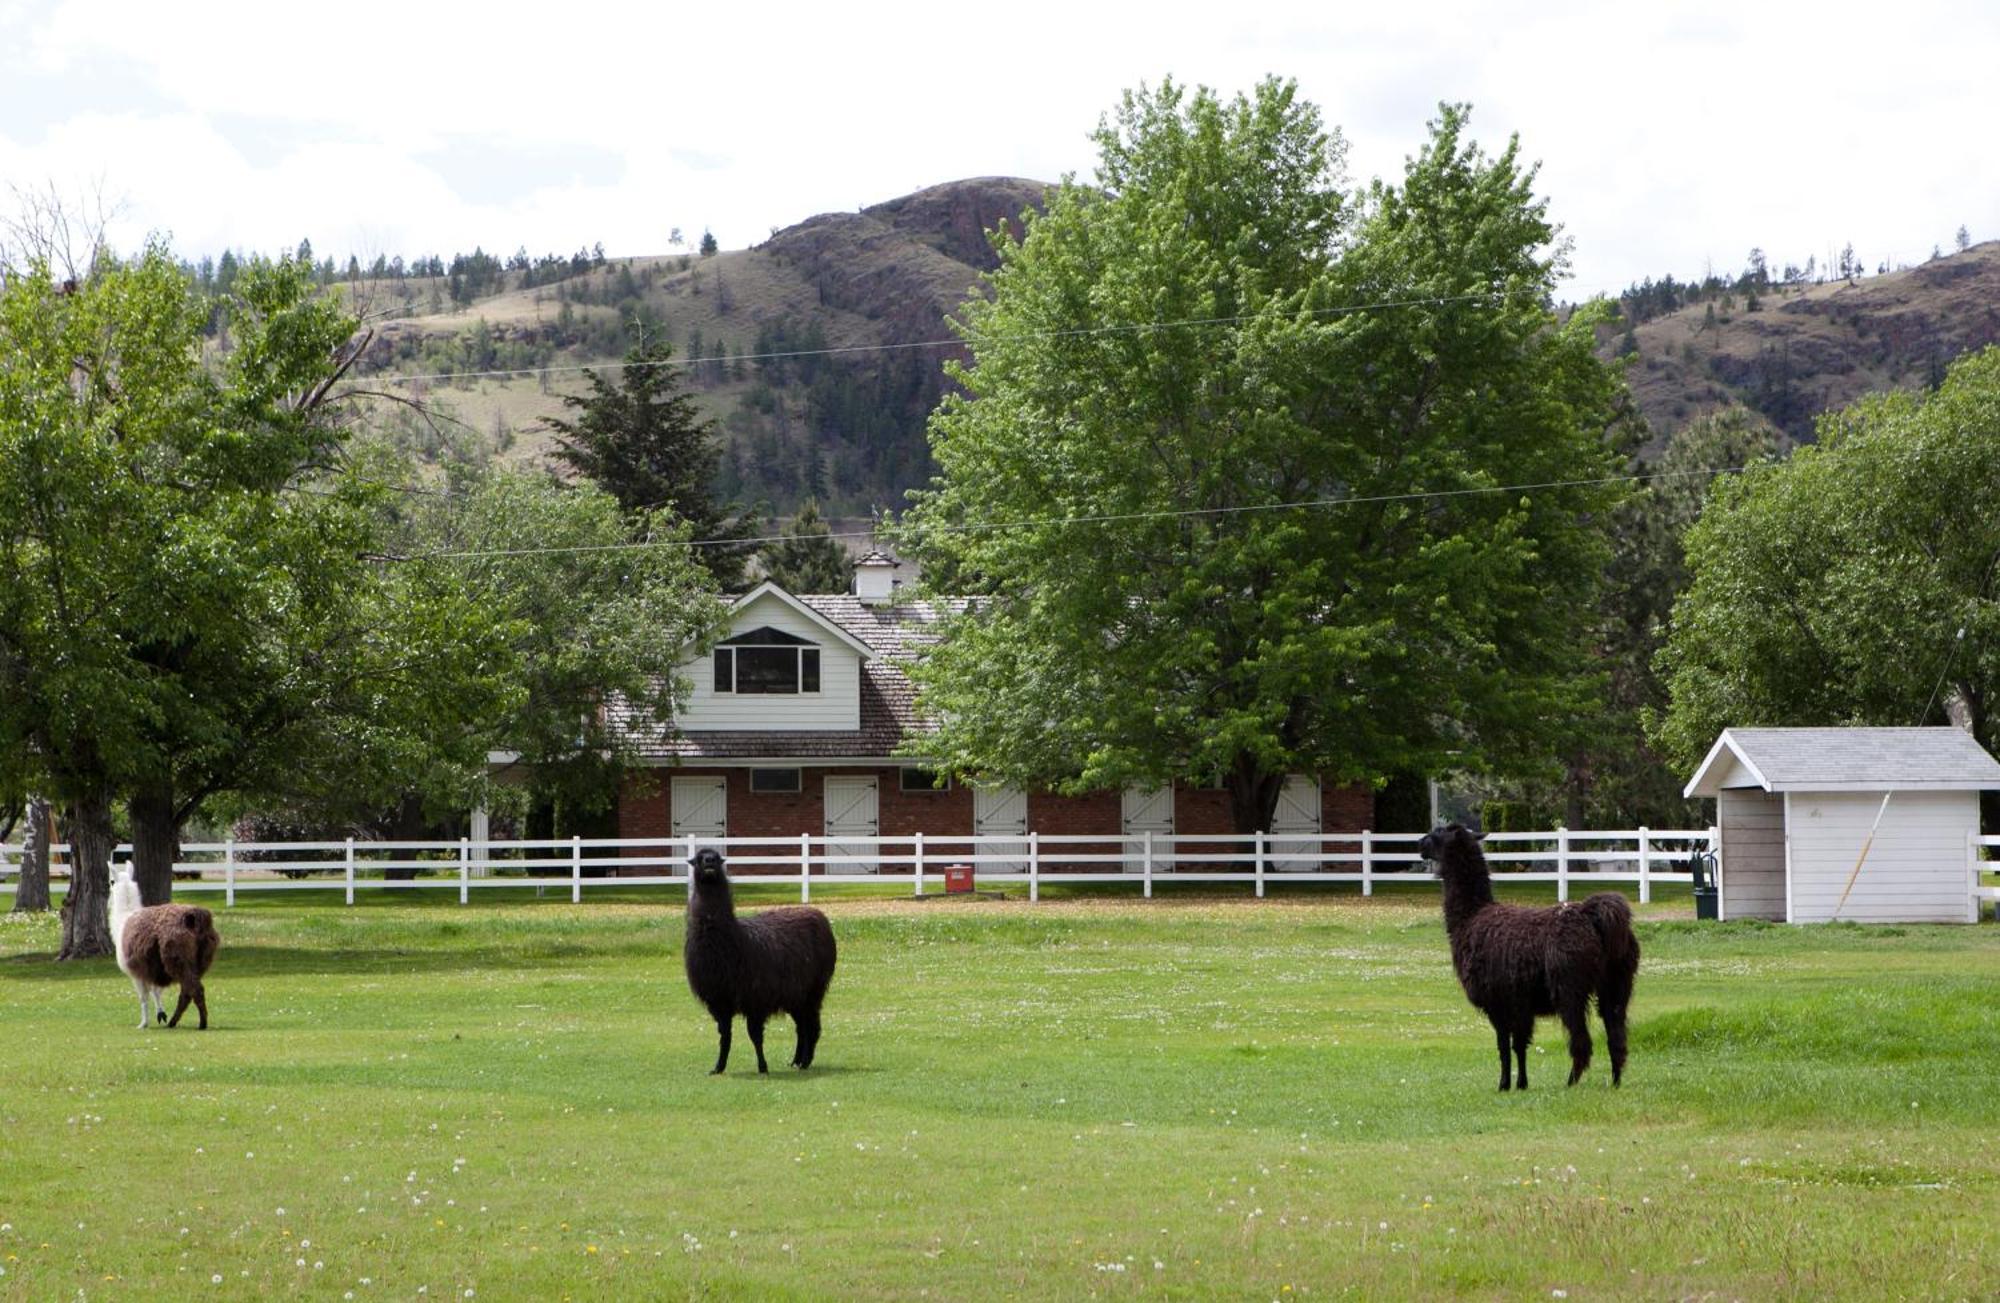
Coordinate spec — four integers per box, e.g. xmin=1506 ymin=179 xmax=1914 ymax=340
xmin=684 ymin=836 xmax=695 ymax=901
xmin=1637 ymin=826 xmax=1651 ymax=904
xmin=344 ymin=837 xmax=355 ymax=906
xmin=460 ymin=837 xmax=470 ymax=905
xmin=1556 ymin=827 xmax=1570 ymax=903
xmin=1254 ymin=831 xmax=1266 ymax=898
xmin=1143 ymin=829 xmax=1153 ymax=900
xmin=224 ymin=837 xmax=236 ymax=909
xmin=571 ymin=835 xmax=582 ymax=904
xmin=802 ymin=832 xmax=812 ymax=904
xmin=913 ymin=831 xmax=925 ymax=898
xmin=1029 ymin=831 xmax=1040 ymax=903
xmin=1970 ymin=829 xmax=1981 ymax=924
xmin=1362 ymin=829 xmax=1374 ymax=897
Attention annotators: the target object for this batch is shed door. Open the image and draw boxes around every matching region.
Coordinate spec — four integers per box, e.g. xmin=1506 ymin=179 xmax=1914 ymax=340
xmin=973 ymin=786 xmax=1028 ymax=873
xmin=671 ymin=777 xmax=728 ymax=846
xmin=1122 ymin=784 xmax=1175 ymax=872
xmin=1717 ymin=787 xmax=1785 ymax=922
xmin=1270 ymin=775 xmax=1322 ymax=871
xmin=824 ymin=775 xmax=879 ymax=874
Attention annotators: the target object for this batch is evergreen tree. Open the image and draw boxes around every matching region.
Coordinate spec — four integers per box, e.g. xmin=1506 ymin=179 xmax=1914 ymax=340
xmin=545 ymin=337 xmax=756 ymax=588
xmin=699 ymin=229 xmax=719 ymax=257
xmin=1958 ymin=225 xmax=1973 ymax=253
xmin=759 ymin=498 xmax=852 ymax=594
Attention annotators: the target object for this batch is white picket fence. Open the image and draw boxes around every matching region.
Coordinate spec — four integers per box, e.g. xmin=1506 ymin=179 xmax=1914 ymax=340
xmin=0 ymin=827 xmax=1719 ymax=907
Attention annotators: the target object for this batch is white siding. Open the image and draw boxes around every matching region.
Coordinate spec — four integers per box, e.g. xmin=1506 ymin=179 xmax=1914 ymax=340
xmin=1718 ymin=788 xmax=1786 ymax=921
xmin=1785 ymin=790 xmax=1978 ymax=923
xmin=675 ymin=592 xmax=862 ymax=732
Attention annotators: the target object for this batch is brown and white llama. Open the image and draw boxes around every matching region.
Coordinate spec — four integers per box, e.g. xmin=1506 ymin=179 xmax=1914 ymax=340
xmin=109 ymin=870 xmax=220 ymax=1029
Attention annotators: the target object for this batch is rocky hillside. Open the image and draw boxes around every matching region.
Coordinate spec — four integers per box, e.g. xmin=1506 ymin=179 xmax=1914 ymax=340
xmin=353 ymin=177 xmax=1048 ymax=516
xmin=1617 ymin=241 xmax=2000 ymax=453
xmin=351 ymin=176 xmax=2000 ymax=507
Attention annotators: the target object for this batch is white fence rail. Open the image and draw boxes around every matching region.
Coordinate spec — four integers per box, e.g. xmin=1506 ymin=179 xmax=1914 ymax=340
xmin=0 ymin=828 xmax=1720 ymax=907
xmin=1973 ymin=835 xmax=2000 ymax=919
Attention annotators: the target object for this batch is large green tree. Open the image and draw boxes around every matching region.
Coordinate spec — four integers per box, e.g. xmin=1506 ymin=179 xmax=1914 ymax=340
xmin=900 ymin=84 xmax=1630 ymax=833
xmin=397 ymin=464 xmax=728 ymax=822
xmin=1652 ymin=347 xmax=2000 ymax=828
xmin=546 ymin=336 xmax=755 ymax=589
xmin=0 ymin=248 xmax=526 ymax=949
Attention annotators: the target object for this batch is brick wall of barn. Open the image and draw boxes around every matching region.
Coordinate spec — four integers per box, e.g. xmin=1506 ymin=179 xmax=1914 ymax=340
xmin=617 ymin=768 xmax=1375 ymax=873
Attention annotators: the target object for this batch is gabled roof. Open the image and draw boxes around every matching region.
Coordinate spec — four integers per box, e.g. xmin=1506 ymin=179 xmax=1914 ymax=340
xmin=1683 ymin=726 xmax=2000 ymax=798
xmin=728 ymin=581 xmax=877 ymax=660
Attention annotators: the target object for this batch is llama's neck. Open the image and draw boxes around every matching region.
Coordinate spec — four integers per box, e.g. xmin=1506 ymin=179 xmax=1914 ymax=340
xmin=1439 ymin=853 xmax=1496 ymax=935
xmin=687 ymin=881 xmax=741 ymax=942
xmin=109 ymin=874 xmax=141 ymax=968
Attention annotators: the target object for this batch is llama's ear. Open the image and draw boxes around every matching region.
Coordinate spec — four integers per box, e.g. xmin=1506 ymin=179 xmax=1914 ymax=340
xmin=1474 ymin=830 xmax=1488 ymax=842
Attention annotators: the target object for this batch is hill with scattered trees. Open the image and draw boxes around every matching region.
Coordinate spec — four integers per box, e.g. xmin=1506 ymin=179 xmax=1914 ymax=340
xmin=337 ymin=177 xmax=1049 ymax=517
xmin=1608 ymin=236 xmax=2000 ymax=451
xmin=260 ymin=183 xmax=2000 ymax=517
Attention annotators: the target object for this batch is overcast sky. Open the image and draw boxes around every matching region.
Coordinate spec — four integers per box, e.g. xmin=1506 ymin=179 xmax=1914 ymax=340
xmin=3 ymin=0 xmax=1994 ymax=299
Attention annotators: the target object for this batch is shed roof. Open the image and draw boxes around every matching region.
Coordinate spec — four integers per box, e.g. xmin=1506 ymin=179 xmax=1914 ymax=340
xmin=1683 ymin=727 xmax=2000 ymax=798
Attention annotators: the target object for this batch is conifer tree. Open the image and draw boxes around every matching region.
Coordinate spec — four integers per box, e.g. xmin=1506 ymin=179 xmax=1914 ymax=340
xmin=759 ymin=498 xmax=851 ymax=594
xmin=546 ymin=337 xmax=755 ymax=588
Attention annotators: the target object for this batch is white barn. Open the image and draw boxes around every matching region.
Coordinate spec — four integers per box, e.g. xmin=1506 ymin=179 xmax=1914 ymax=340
xmin=1684 ymin=727 xmax=2000 ymax=924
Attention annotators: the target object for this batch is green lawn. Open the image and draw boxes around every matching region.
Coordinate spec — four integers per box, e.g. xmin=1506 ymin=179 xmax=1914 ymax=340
xmin=2 ymin=886 xmax=1995 ymax=1300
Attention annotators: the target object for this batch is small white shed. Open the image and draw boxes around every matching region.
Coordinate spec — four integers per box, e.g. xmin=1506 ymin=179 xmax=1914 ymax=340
xmin=1684 ymin=727 xmax=2000 ymax=924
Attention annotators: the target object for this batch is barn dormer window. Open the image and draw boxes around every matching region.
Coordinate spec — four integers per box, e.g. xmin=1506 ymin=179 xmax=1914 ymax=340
xmin=713 ymin=626 xmax=822 ymax=695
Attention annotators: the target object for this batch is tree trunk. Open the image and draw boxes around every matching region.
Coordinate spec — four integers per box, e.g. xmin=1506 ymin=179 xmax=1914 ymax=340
xmin=11 ymin=798 xmax=52 ymax=913
xmin=127 ymin=783 xmax=181 ymax=905
xmin=57 ymin=789 xmax=115 ymax=960
xmin=1226 ymin=759 xmax=1283 ymax=837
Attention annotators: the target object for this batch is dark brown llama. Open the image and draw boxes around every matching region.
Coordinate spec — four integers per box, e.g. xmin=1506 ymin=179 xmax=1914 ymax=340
xmin=683 ymin=848 xmax=837 ymax=1074
xmin=1419 ymin=824 xmax=1638 ymax=1090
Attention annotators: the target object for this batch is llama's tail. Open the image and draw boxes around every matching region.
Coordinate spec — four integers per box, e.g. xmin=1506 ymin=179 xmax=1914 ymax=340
xmin=1578 ymin=892 xmax=1639 ymax=975
xmin=110 ymin=867 xmax=142 ymax=970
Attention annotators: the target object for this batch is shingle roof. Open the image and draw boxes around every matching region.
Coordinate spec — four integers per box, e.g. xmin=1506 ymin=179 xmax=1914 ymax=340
xmin=610 ymin=595 xmax=969 ymax=762
xmin=1684 ymin=726 xmax=2000 ymax=797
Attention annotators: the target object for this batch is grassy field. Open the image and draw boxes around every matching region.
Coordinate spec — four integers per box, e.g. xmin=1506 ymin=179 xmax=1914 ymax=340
xmin=2 ymin=884 xmax=1996 ymax=1300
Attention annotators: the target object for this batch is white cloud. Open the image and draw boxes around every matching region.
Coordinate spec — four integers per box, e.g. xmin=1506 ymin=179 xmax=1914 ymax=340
xmin=3 ymin=0 xmax=1996 ymax=294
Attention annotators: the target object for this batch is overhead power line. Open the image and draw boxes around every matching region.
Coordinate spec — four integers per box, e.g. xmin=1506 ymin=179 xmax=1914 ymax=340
xmin=410 ymin=464 xmax=1751 ymax=563
xmin=367 ymin=288 xmax=1544 ymax=389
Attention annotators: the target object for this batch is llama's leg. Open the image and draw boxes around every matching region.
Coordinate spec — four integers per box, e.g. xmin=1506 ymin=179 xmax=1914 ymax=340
xmin=131 ymin=975 xmax=151 ymax=1030
xmin=745 ymin=1014 xmax=770 ymax=1074
xmin=711 ymin=1015 xmax=733 ymax=1075
xmin=1599 ymin=972 xmax=1633 ymax=1087
xmin=191 ymin=981 xmax=208 ymax=1030
xmin=1489 ymin=1016 xmax=1513 ymax=1091
xmin=154 ymin=987 xmax=168 ymax=1024
xmin=793 ymin=1009 xmax=820 ymax=1069
xmin=1560 ymin=999 xmax=1594 ymax=1085
xmin=1512 ymin=1020 xmax=1533 ymax=1091
xmin=167 ymin=985 xmax=194 ymax=1028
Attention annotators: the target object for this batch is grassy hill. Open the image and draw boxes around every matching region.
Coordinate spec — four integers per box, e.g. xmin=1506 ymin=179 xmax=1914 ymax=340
xmin=344 ymin=179 xmax=2000 ymax=513
xmin=1615 ymin=241 xmax=2000 ymax=453
xmin=347 ymin=177 xmax=1050 ymax=517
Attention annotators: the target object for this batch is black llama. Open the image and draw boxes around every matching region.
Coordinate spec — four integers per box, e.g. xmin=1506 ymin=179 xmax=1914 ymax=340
xmin=1419 ymin=824 xmax=1639 ymax=1090
xmin=682 ymin=847 xmax=837 ymax=1074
